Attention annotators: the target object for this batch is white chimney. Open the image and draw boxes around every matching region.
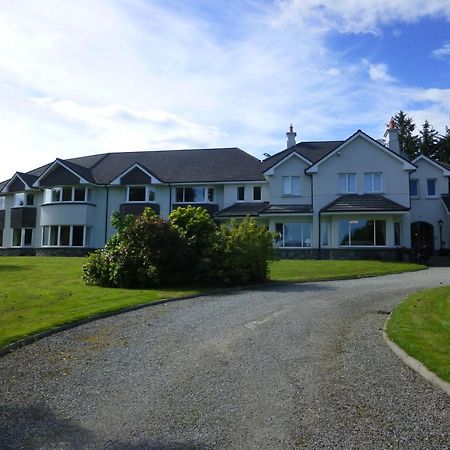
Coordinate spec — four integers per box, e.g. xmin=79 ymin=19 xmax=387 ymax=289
xmin=286 ymin=124 xmax=297 ymax=148
xmin=384 ymin=117 xmax=400 ymax=154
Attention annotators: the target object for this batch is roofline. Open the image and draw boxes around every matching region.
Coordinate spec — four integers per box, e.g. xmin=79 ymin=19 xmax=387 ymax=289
xmin=109 ymin=162 xmax=164 ymax=185
xmin=0 ymin=172 xmax=32 ymax=193
xmin=305 ymin=130 xmax=417 ymax=174
xmin=321 ymin=210 xmax=410 ymax=215
xmin=412 ymin=154 xmax=450 ymax=176
xmin=263 ymin=151 xmax=313 ymax=175
xmin=33 ymin=159 xmax=91 ymax=187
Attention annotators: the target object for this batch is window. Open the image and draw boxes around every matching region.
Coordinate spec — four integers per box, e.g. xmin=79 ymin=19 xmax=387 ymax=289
xmin=394 ymin=221 xmax=401 ymax=246
xmin=12 ymin=228 xmax=33 ymax=247
xmin=176 ymin=187 xmax=213 ymax=203
xmin=48 ymin=187 xmax=90 ymax=203
xmin=26 ymin=193 xmax=34 ymax=206
xmin=42 ymin=225 xmax=86 ymax=247
xmin=339 ymin=173 xmax=356 ymax=193
xmin=275 ymin=222 xmax=311 ymax=247
xmin=427 ymin=179 xmax=437 ymax=197
xmin=128 ymin=186 xmax=145 ymax=202
xmin=253 ymin=186 xmax=261 ymax=201
xmin=0 ymin=230 xmax=3 ymax=247
xmin=237 ymin=186 xmax=245 ymax=201
xmin=0 ymin=197 xmax=5 ymax=209
xmin=282 ymin=176 xmax=300 ymax=195
xmin=321 ymin=222 xmax=330 ymax=247
xmin=339 ymin=219 xmax=386 ymax=246
xmin=14 ymin=192 xmax=25 ymax=207
xmin=410 ymin=179 xmax=419 ymax=197
xmin=364 ymin=172 xmax=382 ymax=193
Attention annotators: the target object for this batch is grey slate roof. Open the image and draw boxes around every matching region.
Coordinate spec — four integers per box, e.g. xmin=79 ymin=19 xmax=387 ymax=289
xmin=215 ymin=202 xmax=269 ymax=218
xmin=321 ymin=194 xmax=409 ymax=212
xmin=260 ymin=204 xmax=313 ymax=214
xmin=261 ymin=141 xmax=343 ymax=172
xmin=442 ymin=195 xmax=450 ymax=213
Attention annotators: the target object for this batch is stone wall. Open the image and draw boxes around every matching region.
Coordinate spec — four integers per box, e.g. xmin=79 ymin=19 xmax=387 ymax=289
xmin=0 ymin=248 xmax=94 ymax=257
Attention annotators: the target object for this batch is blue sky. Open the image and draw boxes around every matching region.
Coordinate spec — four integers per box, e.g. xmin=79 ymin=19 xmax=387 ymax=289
xmin=1 ymin=0 xmax=450 ymax=181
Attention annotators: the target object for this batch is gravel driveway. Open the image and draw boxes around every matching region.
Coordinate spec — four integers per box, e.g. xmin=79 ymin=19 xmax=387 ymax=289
xmin=1 ymin=268 xmax=450 ymax=449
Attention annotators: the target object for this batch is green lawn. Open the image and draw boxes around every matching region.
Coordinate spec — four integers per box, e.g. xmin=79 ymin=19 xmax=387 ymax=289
xmin=387 ymin=286 xmax=450 ymax=383
xmin=0 ymin=257 xmax=425 ymax=349
xmin=269 ymin=259 xmax=424 ymax=282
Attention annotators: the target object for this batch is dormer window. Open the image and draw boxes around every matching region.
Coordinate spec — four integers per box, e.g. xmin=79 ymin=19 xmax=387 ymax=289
xmin=48 ymin=187 xmax=91 ymax=203
xmin=127 ymin=186 xmax=156 ymax=202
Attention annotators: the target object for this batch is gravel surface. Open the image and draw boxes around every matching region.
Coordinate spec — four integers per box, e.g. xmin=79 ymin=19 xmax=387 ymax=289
xmin=1 ymin=268 xmax=450 ymax=449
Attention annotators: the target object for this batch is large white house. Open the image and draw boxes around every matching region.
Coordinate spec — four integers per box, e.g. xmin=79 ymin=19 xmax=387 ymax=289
xmin=0 ymin=122 xmax=449 ymax=259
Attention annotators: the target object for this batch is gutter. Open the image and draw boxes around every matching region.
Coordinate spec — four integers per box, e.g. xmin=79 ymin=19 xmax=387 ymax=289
xmin=104 ymin=185 xmax=109 ymax=245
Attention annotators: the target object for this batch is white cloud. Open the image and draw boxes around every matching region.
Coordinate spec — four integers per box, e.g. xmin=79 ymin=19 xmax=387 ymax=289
xmin=367 ymin=63 xmax=396 ymax=83
xmin=432 ymin=43 xmax=450 ymax=59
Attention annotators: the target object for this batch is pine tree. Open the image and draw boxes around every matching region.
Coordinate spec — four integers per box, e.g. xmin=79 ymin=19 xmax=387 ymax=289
xmin=419 ymin=120 xmax=439 ymax=158
xmin=436 ymin=124 xmax=450 ymax=164
xmin=393 ymin=111 xmax=420 ymax=158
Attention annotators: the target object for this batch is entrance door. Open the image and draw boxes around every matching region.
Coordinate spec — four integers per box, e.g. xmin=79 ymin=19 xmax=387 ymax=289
xmin=411 ymin=221 xmax=434 ymax=254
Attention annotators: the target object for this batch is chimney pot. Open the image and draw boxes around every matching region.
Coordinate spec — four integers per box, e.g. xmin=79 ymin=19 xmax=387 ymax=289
xmin=286 ymin=124 xmax=297 ymax=148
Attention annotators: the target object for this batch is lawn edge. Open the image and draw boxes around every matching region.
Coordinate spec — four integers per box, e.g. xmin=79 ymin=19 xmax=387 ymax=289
xmin=383 ymin=316 xmax=450 ymax=398
xmin=0 ymin=265 xmax=427 ymax=357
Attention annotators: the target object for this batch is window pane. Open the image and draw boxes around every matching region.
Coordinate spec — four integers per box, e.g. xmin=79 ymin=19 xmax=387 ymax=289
xmin=184 ymin=187 xmax=195 ymax=202
xmin=427 ymin=179 xmax=436 ymax=196
xmin=374 ymin=173 xmax=382 ymax=191
xmin=364 ymin=174 xmax=372 ymax=192
xmin=193 ymin=187 xmax=205 ymax=202
xmin=74 ymin=187 xmax=86 ymax=201
xmin=176 ymin=188 xmax=184 ymax=202
xmin=321 ymin=222 xmax=329 ymax=247
xmin=275 ymin=223 xmax=283 ymax=245
xmin=339 ymin=175 xmax=346 ymax=192
xmin=375 ymin=220 xmax=386 ymax=246
xmin=52 ymin=188 xmax=61 ymax=202
xmin=42 ymin=226 xmax=49 ymax=246
xmin=302 ymin=223 xmax=311 ymax=247
xmin=60 ymin=226 xmax=70 ymax=246
xmin=351 ymin=220 xmax=373 ymax=246
xmin=237 ymin=186 xmax=245 ymax=201
xmin=348 ymin=174 xmax=356 ymax=192
xmin=284 ymin=223 xmax=302 ymax=247
xmin=394 ymin=222 xmax=401 ymax=246
xmin=72 ymin=226 xmax=84 ymax=246
xmin=207 ymin=188 xmax=214 ymax=202
xmin=253 ymin=186 xmax=261 ymax=201
xmin=50 ymin=226 xmax=58 ymax=246
xmin=62 ymin=187 xmax=72 ymax=201
xmin=26 ymin=193 xmax=34 ymax=206
xmin=410 ymin=179 xmax=418 ymax=196
xmin=128 ymin=186 xmax=145 ymax=202
xmin=12 ymin=229 xmax=21 ymax=246
xmin=282 ymin=177 xmax=291 ymax=195
xmin=292 ymin=177 xmax=300 ymax=195
xmin=339 ymin=221 xmax=350 ymax=245
xmin=24 ymin=229 xmax=32 ymax=246
xmin=14 ymin=193 xmax=25 ymax=206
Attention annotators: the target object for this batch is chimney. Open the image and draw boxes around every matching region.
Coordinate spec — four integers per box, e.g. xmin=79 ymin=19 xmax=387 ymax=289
xmin=286 ymin=124 xmax=297 ymax=148
xmin=384 ymin=117 xmax=400 ymax=154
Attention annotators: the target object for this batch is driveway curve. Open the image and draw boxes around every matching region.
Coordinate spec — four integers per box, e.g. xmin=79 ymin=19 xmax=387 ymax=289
xmin=1 ymin=268 xmax=450 ymax=449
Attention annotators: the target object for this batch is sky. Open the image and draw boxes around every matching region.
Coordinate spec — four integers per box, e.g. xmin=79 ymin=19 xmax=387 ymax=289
xmin=1 ymin=0 xmax=450 ymax=181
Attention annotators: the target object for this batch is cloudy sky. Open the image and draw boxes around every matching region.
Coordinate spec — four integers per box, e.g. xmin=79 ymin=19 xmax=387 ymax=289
xmin=1 ymin=0 xmax=450 ymax=181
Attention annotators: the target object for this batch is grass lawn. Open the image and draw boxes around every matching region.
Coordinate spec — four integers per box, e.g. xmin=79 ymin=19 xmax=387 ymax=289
xmin=387 ymin=286 xmax=450 ymax=383
xmin=0 ymin=256 xmax=425 ymax=349
xmin=269 ymin=259 xmax=425 ymax=282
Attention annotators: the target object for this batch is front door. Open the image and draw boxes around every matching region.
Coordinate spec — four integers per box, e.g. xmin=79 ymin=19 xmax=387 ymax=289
xmin=411 ymin=221 xmax=434 ymax=255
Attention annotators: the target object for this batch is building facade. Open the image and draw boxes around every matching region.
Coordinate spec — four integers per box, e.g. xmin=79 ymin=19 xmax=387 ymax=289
xmin=0 ymin=124 xmax=449 ymax=259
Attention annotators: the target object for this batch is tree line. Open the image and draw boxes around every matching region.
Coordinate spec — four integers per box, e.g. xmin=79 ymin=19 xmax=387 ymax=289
xmin=393 ymin=111 xmax=450 ymax=163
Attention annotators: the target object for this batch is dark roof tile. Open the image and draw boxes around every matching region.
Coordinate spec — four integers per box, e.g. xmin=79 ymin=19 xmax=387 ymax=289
xmin=215 ymin=202 xmax=269 ymax=218
xmin=321 ymin=194 xmax=409 ymax=212
xmin=260 ymin=204 xmax=313 ymax=214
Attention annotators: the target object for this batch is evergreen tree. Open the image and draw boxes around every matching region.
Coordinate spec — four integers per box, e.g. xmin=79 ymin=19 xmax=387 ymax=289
xmin=393 ymin=111 xmax=420 ymax=158
xmin=419 ymin=120 xmax=439 ymax=158
xmin=436 ymin=124 xmax=450 ymax=164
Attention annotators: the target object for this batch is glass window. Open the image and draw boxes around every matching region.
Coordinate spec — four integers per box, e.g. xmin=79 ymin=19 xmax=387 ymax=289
xmin=0 ymin=197 xmax=5 ymax=209
xmin=364 ymin=173 xmax=382 ymax=193
xmin=50 ymin=226 xmax=58 ymax=246
xmin=253 ymin=186 xmax=261 ymax=201
xmin=42 ymin=226 xmax=49 ymax=246
xmin=193 ymin=187 xmax=205 ymax=202
xmin=24 ymin=229 xmax=32 ymax=246
xmin=282 ymin=176 xmax=300 ymax=195
xmin=394 ymin=221 xmax=401 ymax=246
xmin=339 ymin=219 xmax=386 ymax=246
xmin=207 ymin=188 xmax=214 ymax=202
xmin=26 ymin=193 xmax=34 ymax=206
xmin=175 ymin=187 xmax=208 ymax=202
xmin=237 ymin=186 xmax=245 ymax=201
xmin=282 ymin=223 xmax=311 ymax=247
xmin=14 ymin=193 xmax=25 ymax=207
xmin=339 ymin=174 xmax=356 ymax=193
xmin=275 ymin=223 xmax=283 ymax=244
xmin=72 ymin=226 xmax=84 ymax=246
xmin=60 ymin=226 xmax=70 ymax=246
xmin=51 ymin=188 xmax=61 ymax=202
xmin=128 ymin=186 xmax=146 ymax=202
xmin=12 ymin=229 xmax=21 ymax=246
xmin=74 ymin=187 xmax=86 ymax=201
xmin=375 ymin=220 xmax=386 ymax=246
xmin=321 ymin=222 xmax=329 ymax=247
xmin=62 ymin=187 xmax=72 ymax=201
xmin=176 ymin=188 xmax=184 ymax=202
xmin=427 ymin=179 xmax=437 ymax=196
xmin=410 ymin=179 xmax=418 ymax=197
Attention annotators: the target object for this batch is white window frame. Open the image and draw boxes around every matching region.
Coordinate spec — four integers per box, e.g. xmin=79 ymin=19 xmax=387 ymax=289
xmin=282 ymin=176 xmax=301 ymax=196
xmin=410 ymin=179 xmax=419 ymax=197
xmin=276 ymin=222 xmax=312 ymax=248
xmin=338 ymin=219 xmax=386 ymax=247
xmin=426 ymin=178 xmax=437 ymax=197
xmin=175 ymin=186 xmax=214 ymax=203
xmin=0 ymin=196 xmax=5 ymax=209
xmin=126 ymin=186 xmax=156 ymax=202
xmin=364 ymin=172 xmax=382 ymax=193
xmin=48 ymin=186 xmax=91 ymax=203
xmin=339 ymin=173 xmax=356 ymax=193
xmin=11 ymin=228 xmax=33 ymax=247
xmin=42 ymin=225 xmax=87 ymax=247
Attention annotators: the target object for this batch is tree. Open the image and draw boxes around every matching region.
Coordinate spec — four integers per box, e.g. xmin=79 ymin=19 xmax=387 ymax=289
xmin=436 ymin=124 xmax=450 ymax=164
xmin=394 ymin=111 xmax=420 ymax=158
xmin=419 ymin=120 xmax=439 ymax=158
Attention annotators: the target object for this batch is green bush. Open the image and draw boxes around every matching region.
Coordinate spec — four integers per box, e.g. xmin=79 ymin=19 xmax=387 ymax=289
xmin=83 ymin=207 xmax=275 ymax=288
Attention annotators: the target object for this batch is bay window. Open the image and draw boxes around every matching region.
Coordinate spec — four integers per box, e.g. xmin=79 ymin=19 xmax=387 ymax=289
xmin=339 ymin=219 xmax=386 ymax=246
xmin=48 ymin=186 xmax=91 ymax=203
xmin=275 ymin=222 xmax=312 ymax=247
xmin=42 ymin=225 xmax=87 ymax=247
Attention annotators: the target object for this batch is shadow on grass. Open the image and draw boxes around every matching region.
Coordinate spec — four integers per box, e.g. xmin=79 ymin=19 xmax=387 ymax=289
xmin=0 ymin=403 xmax=212 ymax=449
xmin=0 ymin=265 xmax=30 ymax=272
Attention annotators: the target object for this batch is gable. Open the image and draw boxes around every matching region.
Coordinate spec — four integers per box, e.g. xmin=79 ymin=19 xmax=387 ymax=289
xmin=264 ymin=152 xmax=311 ymax=176
xmin=412 ymin=156 xmax=450 ymax=177
xmin=40 ymin=165 xmax=80 ymax=186
xmin=120 ymin=167 xmax=153 ymax=185
xmin=7 ymin=177 xmax=26 ymax=193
